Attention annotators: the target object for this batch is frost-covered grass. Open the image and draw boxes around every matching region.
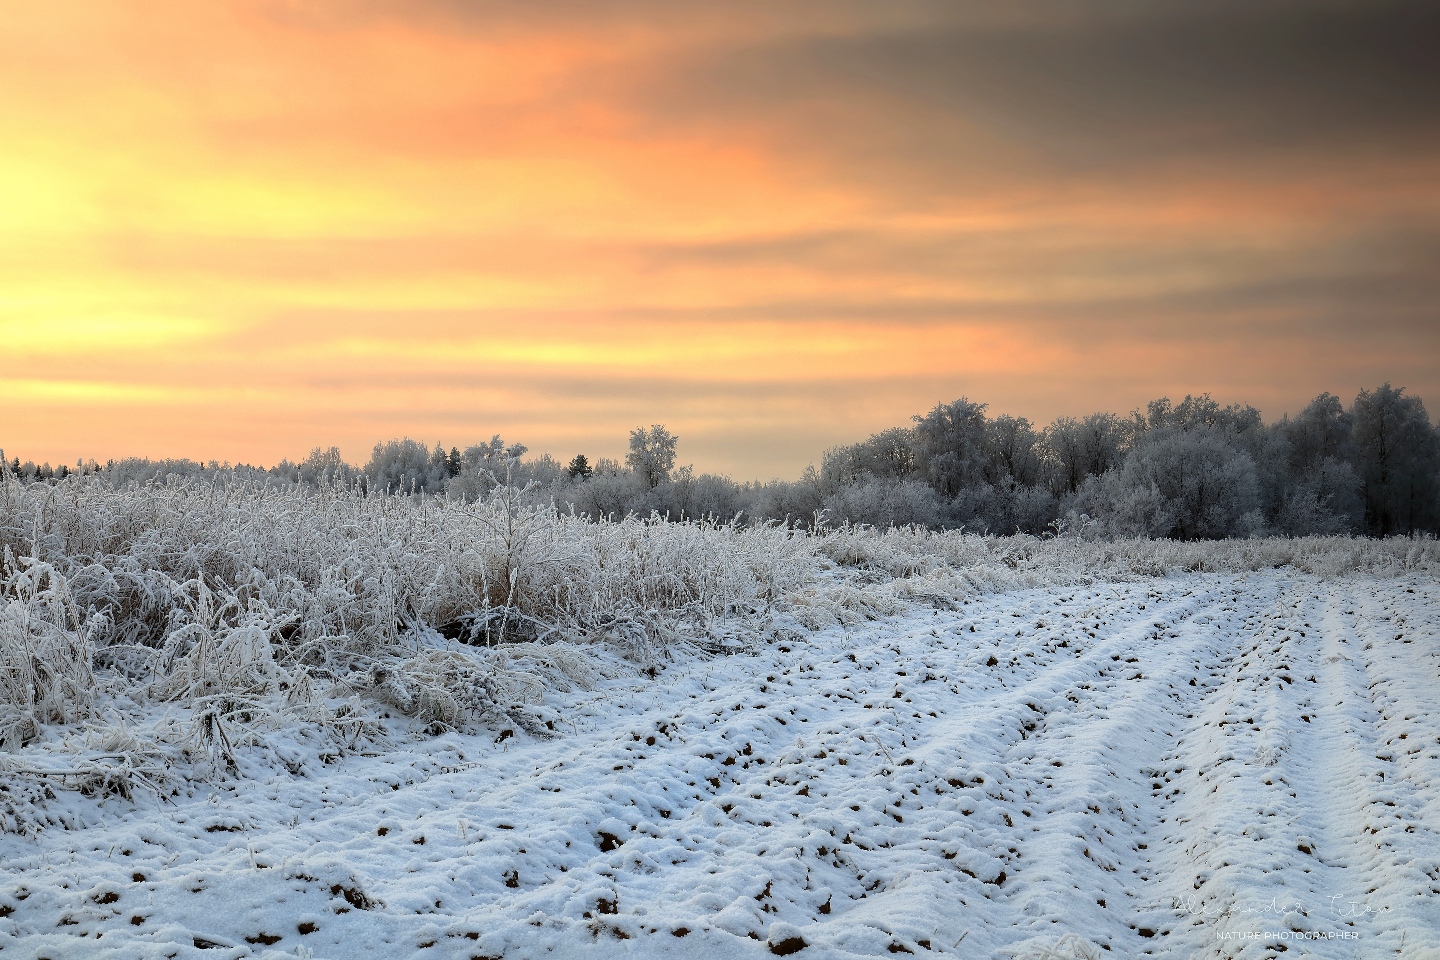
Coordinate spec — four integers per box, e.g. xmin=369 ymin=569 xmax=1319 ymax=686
xmin=1 ymin=473 xmax=1436 ymax=798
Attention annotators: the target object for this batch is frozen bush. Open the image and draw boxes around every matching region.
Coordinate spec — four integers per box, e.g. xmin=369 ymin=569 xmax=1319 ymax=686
xmin=0 ymin=554 xmax=94 ymax=748
xmin=564 ymin=469 xmax=650 ymax=520
xmin=822 ymin=478 xmax=945 ymax=529
xmin=649 ymin=467 xmax=746 ymax=522
xmin=743 ymin=475 xmax=826 ymax=529
xmin=364 ymin=439 xmax=452 ymax=496
xmin=1083 ymin=430 xmax=1262 ymax=539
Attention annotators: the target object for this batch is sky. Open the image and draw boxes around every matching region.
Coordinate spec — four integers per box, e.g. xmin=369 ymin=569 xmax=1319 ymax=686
xmin=3 ymin=0 xmax=1438 ymax=479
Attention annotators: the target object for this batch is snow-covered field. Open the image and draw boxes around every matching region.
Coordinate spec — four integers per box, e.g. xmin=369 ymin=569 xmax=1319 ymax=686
xmin=3 ymin=570 xmax=1437 ymax=959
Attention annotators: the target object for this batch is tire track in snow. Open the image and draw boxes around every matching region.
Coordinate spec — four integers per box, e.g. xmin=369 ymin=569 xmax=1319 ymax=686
xmin=1151 ymin=579 xmax=1340 ymax=959
xmin=986 ymin=578 xmax=1255 ymax=957
xmin=1139 ymin=577 xmax=1440 ymax=959
xmin=1331 ymin=582 xmax=1440 ymax=951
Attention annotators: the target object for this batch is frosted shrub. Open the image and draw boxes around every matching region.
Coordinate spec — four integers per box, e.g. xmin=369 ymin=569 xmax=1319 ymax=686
xmin=822 ymin=478 xmax=944 ymax=529
xmin=149 ymin=579 xmax=282 ymax=703
xmin=1082 ymin=430 xmax=1262 ymax=539
xmin=0 ymin=552 xmax=94 ymax=748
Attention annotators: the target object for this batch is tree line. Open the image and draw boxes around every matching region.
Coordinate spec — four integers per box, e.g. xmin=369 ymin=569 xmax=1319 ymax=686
xmin=4 ymin=383 xmax=1437 ymax=539
xmin=814 ymin=386 xmax=1439 ymax=539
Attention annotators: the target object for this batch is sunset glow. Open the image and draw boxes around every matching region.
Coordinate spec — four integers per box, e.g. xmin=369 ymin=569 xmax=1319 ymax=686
xmin=5 ymin=1 xmax=1438 ymax=477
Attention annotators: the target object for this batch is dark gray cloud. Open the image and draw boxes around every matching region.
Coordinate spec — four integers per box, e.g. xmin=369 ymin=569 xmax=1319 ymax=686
xmin=628 ymin=0 xmax=1440 ymax=183
xmin=255 ymin=1 xmax=1440 ymax=202
xmin=275 ymin=0 xmax=956 ymax=40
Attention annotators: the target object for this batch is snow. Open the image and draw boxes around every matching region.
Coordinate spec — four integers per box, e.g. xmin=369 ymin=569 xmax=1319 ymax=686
xmin=3 ymin=571 xmax=1439 ymax=959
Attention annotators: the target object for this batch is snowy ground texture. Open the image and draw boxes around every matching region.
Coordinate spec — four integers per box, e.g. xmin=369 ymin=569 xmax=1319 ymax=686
xmin=3 ymin=571 xmax=1440 ymax=959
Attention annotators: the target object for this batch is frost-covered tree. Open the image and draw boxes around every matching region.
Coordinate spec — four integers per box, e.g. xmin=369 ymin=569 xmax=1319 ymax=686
xmin=301 ymin=446 xmax=359 ymax=486
xmin=1040 ymin=414 xmax=1127 ymax=495
xmin=627 ymin=425 xmax=678 ymax=489
xmin=462 ymin=435 xmax=506 ymax=472
xmin=1145 ymin=394 xmax=1262 ymax=434
xmin=910 ymin=414 xmax=1057 ymax=533
xmin=983 ymin=415 xmax=1042 ymax=488
xmin=1271 ymin=394 xmax=1362 ymax=535
xmin=565 ymin=469 xmax=649 ymax=519
xmin=820 ymin=427 xmax=918 ymax=487
xmin=1281 ymin=393 xmax=1352 ymax=473
xmin=103 ymin=457 xmax=212 ymax=486
xmin=949 ymin=481 xmax=1058 ymax=535
xmin=912 ymin=398 xmax=989 ymax=497
xmin=1274 ymin=458 xmax=1361 ymax=536
xmin=1350 ymin=384 xmax=1440 ymax=536
xmin=445 ymin=436 xmax=546 ymax=502
xmin=1130 ymin=393 xmax=1290 ymax=529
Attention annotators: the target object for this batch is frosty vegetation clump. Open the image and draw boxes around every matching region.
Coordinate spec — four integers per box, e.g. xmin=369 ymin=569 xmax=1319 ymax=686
xmin=0 ymin=555 xmax=94 ymax=750
xmin=0 ymin=463 xmax=1437 ymax=806
xmin=0 ymin=474 xmax=820 ymax=800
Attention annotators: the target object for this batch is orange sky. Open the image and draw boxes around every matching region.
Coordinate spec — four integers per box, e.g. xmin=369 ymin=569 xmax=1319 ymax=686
xmin=4 ymin=1 xmax=1438 ymax=478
